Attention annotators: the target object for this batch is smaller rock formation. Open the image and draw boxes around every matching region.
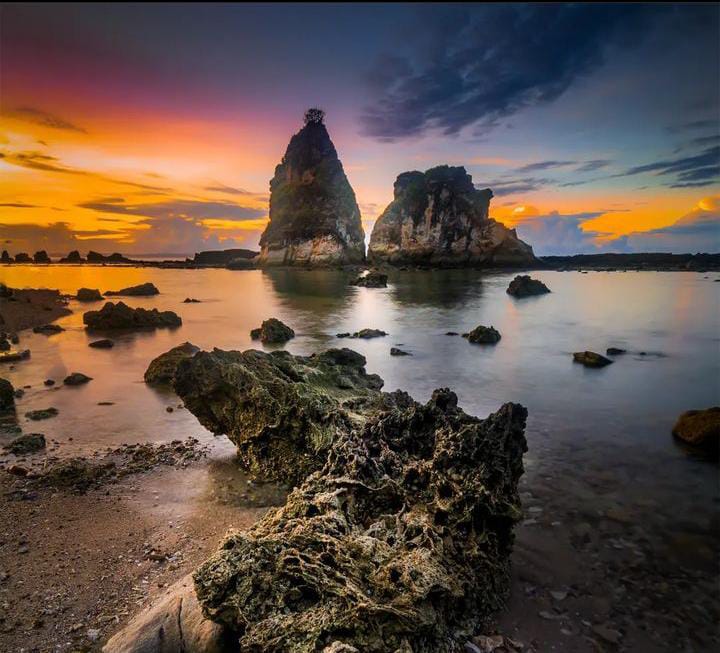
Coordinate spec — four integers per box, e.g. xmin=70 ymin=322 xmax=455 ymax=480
xmin=193 ymin=391 xmax=528 ymax=652
xmin=193 ymin=248 xmax=257 ymax=266
xmin=390 ymin=347 xmax=411 ymax=356
xmin=463 ymin=325 xmax=501 ymax=344
xmin=145 ymin=342 xmax=200 ymax=385
xmin=337 ymin=328 xmax=387 ymax=339
xmin=0 ymin=377 xmax=15 ymax=411
xmin=59 ymin=250 xmax=84 ymax=264
xmin=606 ymin=347 xmax=627 ymax=356
xmin=1 ymin=251 xmax=13 ymax=263
xmin=25 ymin=407 xmax=59 ymax=420
xmin=83 ymin=302 xmax=182 ymax=330
xmin=89 ymin=338 xmax=114 ymax=349
xmin=64 ymin=372 xmax=92 ymax=386
xmin=573 ymin=351 xmax=613 ymax=368
xmin=250 ymin=318 xmax=295 ymax=344
xmin=672 ymin=407 xmax=719 ymax=456
xmin=105 ymin=282 xmax=159 ymax=296
xmin=183 ymin=298 xmax=201 ymax=303
xmin=76 ymin=288 xmax=103 ymax=302
xmin=257 ymin=109 xmax=365 ymax=267
xmin=87 ymin=251 xmax=134 ymax=264
xmin=507 ymin=275 xmax=551 ymax=298
xmin=0 ymin=349 xmax=30 ymax=363
xmin=14 ymin=252 xmax=31 ymax=263
xmin=351 ymin=270 xmax=388 ymax=288
xmin=33 ymin=250 xmax=51 ymax=263
xmin=3 ymin=433 xmax=46 ymax=454
xmin=369 ymin=166 xmax=536 ymax=267
xmin=33 ymin=324 xmax=64 ymax=335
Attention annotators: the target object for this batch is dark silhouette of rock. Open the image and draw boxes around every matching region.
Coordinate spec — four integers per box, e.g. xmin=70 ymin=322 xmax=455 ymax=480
xmin=89 ymin=338 xmax=114 ymax=349
xmin=0 ymin=377 xmax=14 ymax=411
xmin=390 ymin=347 xmax=411 ymax=356
xmin=14 ymin=252 xmax=31 ymax=263
xmin=351 ymin=270 xmax=388 ymax=287
xmin=183 ymin=297 xmax=201 ymax=303
xmin=463 ymin=325 xmax=501 ymax=344
xmin=0 ymin=349 xmax=30 ymax=363
xmin=105 ymin=282 xmax=159 ymax=296
xmin=337 ymin=328 xmax=387 ymax=339
xmin=1 ymin=251 xmax=13 ymax=263
xmin=369 ymin=166 xmax=536 ymax=267
xmin=226 ymin=257 xmax=256 ymax=270
xmin=541 ymin=252 xmax=720 ymax=271
xmin=173 ymin=348 xmax=406 ymax=485
xmin=145 ymin=342 xmax=200 ymax=385
xmin=33 ymin=250 xmax=51 ymax=263
xmin=193 ymin=248 xmax=257 ymax=266
xmin=250 ymin=318 xmax=295 ymax=344
xmin=257 ymin=109 xmax=365 ymax=266
xmin=507 ymin=275 xmax=551 ymax=297
xmin=573 ymin=351 xmax=613 ymax=368
xmin=87 ymin=251 xmax=134 ymax=264
xmin=64 ymin=372 xmax=92 ymax=386
xmin=606 ymin=347 xmax=627 ymax=356
xmin=83 ymin=302 xmax=181 ymax=330
xmin=4 ymin=433 xmax=45 ymax=454
xmin=25 ymin=407 xmax=58 ymax=420
xmin=672 ymin=407 xmax=719 ymax=456
xmin=32 ymin=324 xmax=64 ymax=335
xmin=193 ymin=390 xmax=527 ymax=652
xmin=76 ymin=288 xmax=103 ymax=302
xmin=59 ymin=250 xmax=84 ymax=263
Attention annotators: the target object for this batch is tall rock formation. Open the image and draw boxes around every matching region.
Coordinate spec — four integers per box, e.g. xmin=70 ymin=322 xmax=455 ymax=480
xmin=369 ymin=165 xmax=536 ymax=267
xmin=257 ymin=109 xmax=365 ymax=266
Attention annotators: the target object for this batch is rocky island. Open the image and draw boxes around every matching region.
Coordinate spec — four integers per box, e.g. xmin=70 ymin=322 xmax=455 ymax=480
xmin=256 ymin=109 xmax=366 ymax=267
xmin=368 ymin=166 xmax=536 ymax=268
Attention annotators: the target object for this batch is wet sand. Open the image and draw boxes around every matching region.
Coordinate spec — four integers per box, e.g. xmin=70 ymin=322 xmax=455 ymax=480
xmin=0 ymin=288 xmax=72 ymax=334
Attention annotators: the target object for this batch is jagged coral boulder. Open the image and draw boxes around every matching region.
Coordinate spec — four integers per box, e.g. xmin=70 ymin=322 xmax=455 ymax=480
xmin=84 ymin=302 xmax=181 ymax=330
xmin=145 ymin=341 xmax=200 ymax=385
xmin=257 ymin=109 xmax=365 ymax=267
xmin=193 ymin=389 xmax=528 ymax=652
xmin=174 ymin=348 xmax=407 ymax=485
xmin=250 ymin=318 xmax=295 ymax=344
xmin=369 ymin=166 xmax=536 ymax=267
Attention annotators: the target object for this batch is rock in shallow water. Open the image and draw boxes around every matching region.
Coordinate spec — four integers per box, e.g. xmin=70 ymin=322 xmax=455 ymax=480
xmin=672 ymin=407 xmax=719 ymax=456
xmin=572 ymin=351 xmax=613 ymax=368
xmin=83 ymin=302 xmax=181 ymax=330
xmin=506 ymin=275 xmax=551 ymax=298
xmin=76 ymin=287 xmax=103 ymax=302
xmin=64 ymin=372 xmax=92 ymax=386
xmin=144 ymin=341 xmax=200 ymax=385
xmin=193 ymin=389 xmax=528 ymax=652
xmin=250 ymin=318 xmax=295 ymax=344
xmin=463 ymin=325 xmax=501 ymax=344
xmin=0 ymin=377 xmax=14 ymax=411
xmin=351 ymin=270 xmax=388 ymax=288
xmin=3 ymin=432 xmax=45 ymax=454
xmin=105 ymin=282 xmax=159 ymax=297
xmin=173 ymin=347 xmax=409 ymax=485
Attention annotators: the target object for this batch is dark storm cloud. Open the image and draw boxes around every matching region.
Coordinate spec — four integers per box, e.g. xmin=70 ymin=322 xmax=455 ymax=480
xmin=8 ymin=107 xmax=87 ymax=133
xmin=78 ymin=197 xmax=265 ymax=222
xmin=360 ymin=4 xmax=667 ymax=140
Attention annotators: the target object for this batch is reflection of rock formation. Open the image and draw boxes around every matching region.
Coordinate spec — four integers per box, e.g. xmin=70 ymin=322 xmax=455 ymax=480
xmin=257 ymin=109 xmax=365 ymax=267
xmin=389 ymin=269 xmax=485 ymax=309
xmin=369 ymin=166 xmax=536 ymax=267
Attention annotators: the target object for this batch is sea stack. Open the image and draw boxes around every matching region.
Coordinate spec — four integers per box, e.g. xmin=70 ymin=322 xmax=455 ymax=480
xmin=257 ymin=108 xmax=365 ymax=266
xmin=369 ymin=165 xmax=536 ymax=267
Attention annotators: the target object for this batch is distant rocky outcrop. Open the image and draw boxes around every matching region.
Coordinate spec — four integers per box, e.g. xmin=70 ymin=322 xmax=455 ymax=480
xmin=369 ymin=166 xmax=536 ymax=267
xmin=14 ymin=252 xmax=31 ymax=263
xmin=257 ymin=109 xmax=365 ymax=267
xmin=59 ymin=250 xmax=84 ymax=264
xmin=87 ymin=251 xmax=134 ymax=264
xmin=83 ymin=302 xmax=181 ymax=330
xmin=33 ymin=250 xmax=51 ymax=263
xmin=192 ymin=249 xmax=257 ymax=266
xmin=1 ymin=251 xmax=12 ymax=263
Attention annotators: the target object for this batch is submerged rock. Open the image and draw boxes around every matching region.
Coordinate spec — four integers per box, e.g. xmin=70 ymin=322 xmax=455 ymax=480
xmin=0 ymin=349 xmax=30 ymax=363
xmin=183 ymin=297 xmax=202 ymax=303
xmin=351 ymin=270 xmax=388 ymax=288
xmin=64 ymin=372 xmax=93 ymax=386
xmin=76 ymin=287 xmax=103 ymax=302
xmin=173 ymin=348 xmax=404 ymax=485
xmin=25 ymin=407 xmax=58 ymax=420
xmin=257 ymin=109 xmax=365 ymax=267
xmin=369 ymin=166 xmax=536 ymax=267
xmin=103 ymin=574 xmax=232 ymax=653
xmin=606 ymin=347 xmax=627 ymax=356
xmin=83 ymin=302 xmax=181 ymax=330
xmin=105 ymin=282 xmax=160 ymax=296
xmin=463 ymin=325 xmax=501 ymax=344
xmin=573 ymin=351 xmax=613 ymax=368
xmin=506 ymin=275 xmax=551 ymax=298
xmin=0 ymin=377 xmax=15 ymax=411
xmin=337 ymin=328 xmax=387 ymax=339
xmin=250 ymin=318 xmax=295 ymax=344
xmin=32 ymin=324 xmax=64 ymax=335
xmin=89 ymin=338 xmax=114 ymax=349
xmin=193 ymin=390 xmax=528 ymax=652
xmin=144 ymin=342 xmax=200 ymax=385
xmin=672 ymin=407 xmax=719 ymax=455
xmin=390 ymin=347 xmax=411 ymax=356
xmin=3 ymin=433 xmax=46 ymax=454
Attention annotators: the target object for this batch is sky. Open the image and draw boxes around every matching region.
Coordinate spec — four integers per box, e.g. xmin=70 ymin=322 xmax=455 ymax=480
xmin=1 ymin=2 xmax=718 ymax=257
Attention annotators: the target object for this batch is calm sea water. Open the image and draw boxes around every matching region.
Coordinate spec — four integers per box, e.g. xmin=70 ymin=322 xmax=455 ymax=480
xmin=0 ymin=265 xmax=718 ymax=509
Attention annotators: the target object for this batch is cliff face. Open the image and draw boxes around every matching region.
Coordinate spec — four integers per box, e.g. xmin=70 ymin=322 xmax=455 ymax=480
xmin=257 ymin=113 xmax=365 ymax=266
xmin=369 ymin=165 xmax=536 ymax=267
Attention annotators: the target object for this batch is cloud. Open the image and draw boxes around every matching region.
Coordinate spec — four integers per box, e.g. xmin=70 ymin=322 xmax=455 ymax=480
xmin=204 ymin=183 xmax=252 ymax=195
xmin=575 ymin=159 xmax=612 ymax=173
xmin=0 ymin=202 xmax=39 ymax=208
xmin=6 ymin=107 xmax=87 ymax=133
xmin=513 ymin=211 xmax=613 ymax=255
xmin=667 ymin=119 xmax=718 ymax=134
xmin=78 ymin=197 xmax=266 ymax=222
xmin=360 ymin=4 xmax=661 ymax=140
xmin=515 ymin=160 xmax=576 ymax=173
xmin=483 ymin=177 xmax=552 ymax=196
xmin=621 ymin=145 xmax=720 ymax=188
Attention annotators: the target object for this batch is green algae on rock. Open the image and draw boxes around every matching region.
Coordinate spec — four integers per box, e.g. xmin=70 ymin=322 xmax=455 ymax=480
xmin=173 ymin=347 xmax=410 ymax=485
xmin=144 ymin=341 xmax=200 ymax=385
xmin=463 ymin=324 xmax=501 ymax=344
xmin=193 ymin=389 xmax=528 ymax=652
xmin=249 ymin=318 xmax=295 ymax=344
xmin=83 ymin=302 xmax=181 ymax=330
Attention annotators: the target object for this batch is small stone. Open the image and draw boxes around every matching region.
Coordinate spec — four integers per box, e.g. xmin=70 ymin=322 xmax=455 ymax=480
xmin=592 ymin=624 xmax=622 ymax=644
xmin=44 ymin=379 xmax=55 ymax=387
xmin=64 ymin=372 xmax=93 ymax=386
xmin=86 ymin=628 xmax=101 ymax=642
